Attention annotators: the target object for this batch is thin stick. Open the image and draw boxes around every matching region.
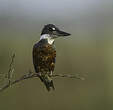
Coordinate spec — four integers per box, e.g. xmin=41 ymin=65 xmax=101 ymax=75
xmin=0 ymin=72 xmax=84 ymax=92
xmin=7 ymin=53 xmax=15 ymax=84
xmin=0 ymin=53 xmax=85 ymax=92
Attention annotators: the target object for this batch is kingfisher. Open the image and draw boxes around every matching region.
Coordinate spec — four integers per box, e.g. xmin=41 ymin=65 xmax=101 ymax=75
xmin=32 ymin=24 xmax=71 ymax=91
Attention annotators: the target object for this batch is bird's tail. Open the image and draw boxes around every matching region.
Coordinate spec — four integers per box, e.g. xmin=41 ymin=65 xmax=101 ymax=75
xmin=39 ymin=74 xmax=55 ymax=91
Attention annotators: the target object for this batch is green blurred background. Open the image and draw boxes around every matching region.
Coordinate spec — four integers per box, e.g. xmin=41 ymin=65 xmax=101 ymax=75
xmin=0 ymin=0 xmax=113 ymax=110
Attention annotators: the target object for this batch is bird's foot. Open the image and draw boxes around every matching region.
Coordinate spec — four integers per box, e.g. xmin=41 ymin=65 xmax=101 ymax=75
xmin=49 ymin=71 xmax=53 ymax=77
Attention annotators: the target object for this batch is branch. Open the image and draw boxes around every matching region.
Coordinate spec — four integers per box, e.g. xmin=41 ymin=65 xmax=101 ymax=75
xmin=0 ymin=53 xmax=85 ymax=92
xmin=7 ymin=53 xmax=15 ymax=84
xmin=0 ymin=72 xmax=85 ymax=92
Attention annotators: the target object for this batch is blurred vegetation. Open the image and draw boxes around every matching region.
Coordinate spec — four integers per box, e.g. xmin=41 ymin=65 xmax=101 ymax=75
xmin=0 ymin=0 xmax=113 ymax=110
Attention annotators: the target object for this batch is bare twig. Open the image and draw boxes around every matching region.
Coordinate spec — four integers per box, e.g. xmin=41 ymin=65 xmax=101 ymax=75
xmin=52 ymin=74 xmax=85 ymax=80
xmin=0 ymin=53 xmax=85 ymax=92
xmin=7 ymin=53 xmax=15 ymax=84
xmin=0 ymin=72 xmax=84 ymax=92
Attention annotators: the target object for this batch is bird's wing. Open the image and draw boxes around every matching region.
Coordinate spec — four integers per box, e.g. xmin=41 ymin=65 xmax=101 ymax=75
xmin=32 ymin=43 xmax=40 ymax=73
xmin=32 ymin=41 xmax=56 ymax=73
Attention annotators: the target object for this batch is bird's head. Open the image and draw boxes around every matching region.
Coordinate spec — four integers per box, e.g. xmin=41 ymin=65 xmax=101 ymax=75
xmin=40 ymin=24 xmax=71 ymax=44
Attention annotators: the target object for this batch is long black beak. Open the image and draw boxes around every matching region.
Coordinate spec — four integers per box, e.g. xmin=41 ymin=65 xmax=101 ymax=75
xmin=56 ymin=29 xmax=71 ymax=36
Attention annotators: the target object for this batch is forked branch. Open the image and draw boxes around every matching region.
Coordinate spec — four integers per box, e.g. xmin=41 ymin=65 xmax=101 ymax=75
xmin=0 ymin=53 xmax=85 ymax=92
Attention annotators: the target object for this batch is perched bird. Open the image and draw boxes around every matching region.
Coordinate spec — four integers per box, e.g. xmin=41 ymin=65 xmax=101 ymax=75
xmin=32 ymin=24 xmax=71 ymax=91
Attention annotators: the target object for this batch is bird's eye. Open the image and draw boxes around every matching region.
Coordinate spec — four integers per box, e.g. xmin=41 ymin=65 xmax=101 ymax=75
xmin=49 ymin=27 xmax=55 ymax=31
xmin=52 ymin=28 xmax=55 ymax=31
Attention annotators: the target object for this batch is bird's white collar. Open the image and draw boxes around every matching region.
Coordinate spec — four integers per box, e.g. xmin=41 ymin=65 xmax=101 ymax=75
xmin=40 ymin=34 xmax=54 ymax=45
